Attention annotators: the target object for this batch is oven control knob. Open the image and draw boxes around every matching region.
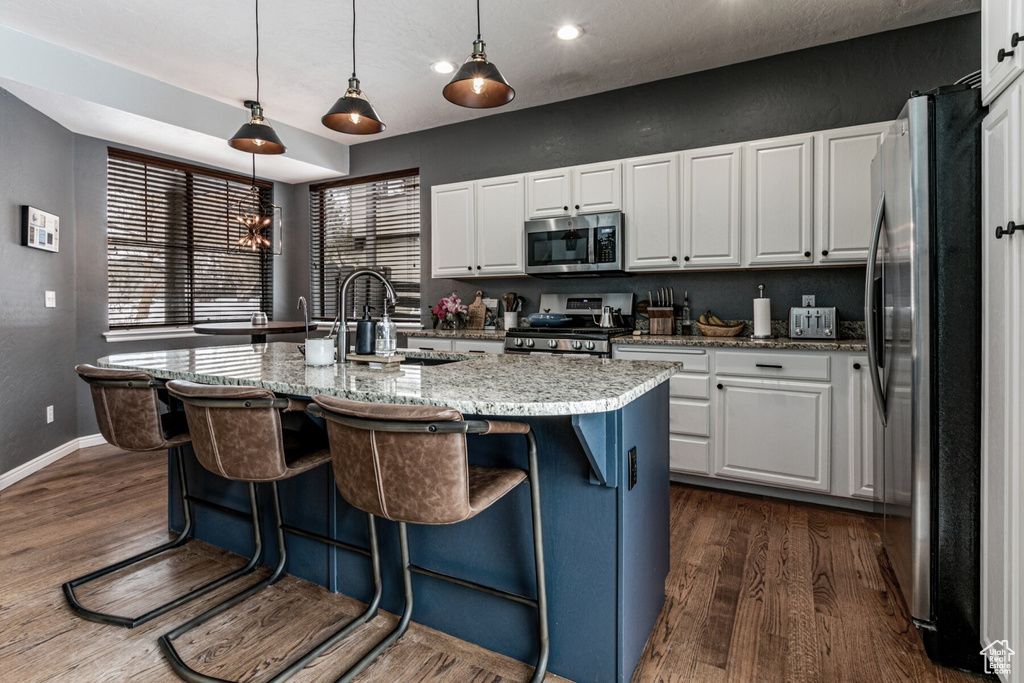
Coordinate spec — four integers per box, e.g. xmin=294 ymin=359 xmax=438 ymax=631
xmin=547 ymin=340 xmax=558 ymax=348
xmin=525 ymin=339 xmax=535 ymax=348
xmin=514 ymin=338 xmax=523 ymax=347
xmin=585 ymin=341 xmax=596 ymax=351
xmin=572 ymin=340 xmax=582 ymax=350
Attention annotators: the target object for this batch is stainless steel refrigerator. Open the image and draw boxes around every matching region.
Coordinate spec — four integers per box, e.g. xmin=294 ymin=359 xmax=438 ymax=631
xmin=865 ymin=85 xmax=985 ymax=672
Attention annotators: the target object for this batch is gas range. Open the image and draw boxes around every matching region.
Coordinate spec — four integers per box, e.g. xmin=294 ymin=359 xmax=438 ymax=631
xmin=503 ymin=293 xmax=634 ymax=358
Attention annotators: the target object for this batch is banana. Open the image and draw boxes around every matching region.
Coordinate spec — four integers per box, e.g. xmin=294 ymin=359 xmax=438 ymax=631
xmin=699 ymin=313 xmax=709 ymax=325
xmin=710 ymin=314 xmax=726 ymax=326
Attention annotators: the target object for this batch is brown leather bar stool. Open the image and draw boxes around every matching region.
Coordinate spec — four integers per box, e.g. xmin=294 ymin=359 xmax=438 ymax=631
xmin=64 ymin=365 xmax=264 ymax=628
xmin=306 ymin=396 xmax=550 ymax=683
xmin=160 ymin=380 xmax=385 ymax=683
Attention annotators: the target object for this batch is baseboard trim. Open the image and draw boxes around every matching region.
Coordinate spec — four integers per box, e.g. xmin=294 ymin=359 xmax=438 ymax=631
xmin=0 ymin=434 xmax=107 ymax=491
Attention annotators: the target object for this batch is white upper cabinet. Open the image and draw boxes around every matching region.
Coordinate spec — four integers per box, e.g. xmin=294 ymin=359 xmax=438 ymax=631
xmin=982 ymin=0 xmax=1024 ymax=105
xmin=527 ymin=162 xmax=622 ymax=218
xmin=476 ymin=174 xmax=525 ymax=276
xmin=572 ymin=162 xmax=622 ymax=214
xmin=431 ymin=175 xmax=525 ymax=278
xmin=815 ymin=122 xmax=888 ymax=264
xmin=625 ymin=153 xmax=681 ymax=271
xmin=744 ymin=134 xmax=814 ymax=267
xmin=681 ymin=144 xmax=742 ymax=268
xmin=431 ymin=182 xmax=476 ymax=278
xmin=526 ymin=168 xmax=572 ymax=218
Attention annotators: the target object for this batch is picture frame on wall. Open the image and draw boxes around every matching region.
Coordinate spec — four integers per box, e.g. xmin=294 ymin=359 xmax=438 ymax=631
xmin=21 ymin=205 xmax=60 ymax=253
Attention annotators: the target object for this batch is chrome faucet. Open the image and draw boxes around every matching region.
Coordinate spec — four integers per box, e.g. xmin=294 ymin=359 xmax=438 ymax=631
xmin=296 ymin=296 xmax=309 ymax=338
xmin=337 ymin=268 xmax=396 ymax=363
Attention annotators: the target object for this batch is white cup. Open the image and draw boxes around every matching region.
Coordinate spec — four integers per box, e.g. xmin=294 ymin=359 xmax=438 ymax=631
xmin=304 ymin=338 xmax=335 ymax=366
xmin=504 ymin=312 xmax=519 ymax=330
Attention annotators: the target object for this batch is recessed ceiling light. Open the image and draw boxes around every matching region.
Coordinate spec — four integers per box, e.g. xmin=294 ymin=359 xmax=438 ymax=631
xmin=431 ymin=61 xmax=455 ymax=74
xmin=556 ymin=25 xmax=582 ymax=41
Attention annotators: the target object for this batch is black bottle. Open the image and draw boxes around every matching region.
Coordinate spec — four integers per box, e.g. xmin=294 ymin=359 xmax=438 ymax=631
xmin=355 ymin=305 xmax=375 ymax=356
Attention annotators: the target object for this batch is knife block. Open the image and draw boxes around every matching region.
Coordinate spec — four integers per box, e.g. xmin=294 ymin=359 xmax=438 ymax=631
xmin=648 ymin=307 xmax=675 ymax=335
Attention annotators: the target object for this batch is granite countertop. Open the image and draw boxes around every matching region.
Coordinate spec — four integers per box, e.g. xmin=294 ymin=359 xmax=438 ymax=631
xmin=98 ymin=343 xmax=678 ymax=416
xmin=614 ymin=335 xmax=868 ymax=352
xmin=408 ymin=327 xmax=867 ymax=352
xmin=407 ymin=329 xmax=507 ymax=340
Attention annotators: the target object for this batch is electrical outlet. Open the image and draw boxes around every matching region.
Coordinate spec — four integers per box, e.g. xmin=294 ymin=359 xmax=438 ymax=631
xmin=802 ymin=295 xmax=816 ymax=307
xmin=45 ymin=291 xmax=56 ymax=308
xmin=46 ymin=405 xmax=54 ymax=424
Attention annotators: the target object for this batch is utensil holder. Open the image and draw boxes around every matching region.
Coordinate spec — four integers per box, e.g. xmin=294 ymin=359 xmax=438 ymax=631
xmin=648 ymin=307 xmax=675 ymax=336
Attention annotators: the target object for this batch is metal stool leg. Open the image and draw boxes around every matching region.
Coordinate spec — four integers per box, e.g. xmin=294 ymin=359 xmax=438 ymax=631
xmin=62 ymin=448 xmax=261 ymax=628
xmin=268 ymin=514 xmax=384 ymax=683
xmin=526 ymin=430 xmax=549 ymax=682
xmin=337 ymin=521 xmax=415 ymax=683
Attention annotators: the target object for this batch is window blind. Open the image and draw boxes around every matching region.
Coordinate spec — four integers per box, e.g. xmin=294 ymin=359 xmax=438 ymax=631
xmin=106 ymin=149 xmax=273 ymax=328
xmin=309 ymin=169 xmax=420 ymax=323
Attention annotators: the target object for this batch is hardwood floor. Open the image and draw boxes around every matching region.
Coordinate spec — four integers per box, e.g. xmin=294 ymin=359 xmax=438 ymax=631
xmin=0 ymin=445 xmax=985 ymax=682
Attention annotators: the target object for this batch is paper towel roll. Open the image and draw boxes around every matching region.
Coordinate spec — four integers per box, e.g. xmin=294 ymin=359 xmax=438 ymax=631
xmin=753 ymin=298 xmax=771 ymax=337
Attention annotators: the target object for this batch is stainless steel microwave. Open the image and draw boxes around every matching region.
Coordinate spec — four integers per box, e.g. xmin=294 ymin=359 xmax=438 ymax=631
xmin=524 ymin=211 xmax=626 ymax=277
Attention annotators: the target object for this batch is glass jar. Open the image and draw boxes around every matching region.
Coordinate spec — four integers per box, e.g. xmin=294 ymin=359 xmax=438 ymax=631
xmin=375 ymin=312 xmax=397 ymax=357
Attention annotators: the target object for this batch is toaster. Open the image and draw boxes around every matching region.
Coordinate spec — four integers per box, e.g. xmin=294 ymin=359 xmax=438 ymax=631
xmin=789 ymin=306 xmax=837 ymax=339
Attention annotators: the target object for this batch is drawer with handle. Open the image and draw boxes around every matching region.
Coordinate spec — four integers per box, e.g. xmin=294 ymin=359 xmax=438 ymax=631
xmin=612 ymin=346 xmax=709 ymax=373
xmin=715 ymin=350 xmax=829 ymax=381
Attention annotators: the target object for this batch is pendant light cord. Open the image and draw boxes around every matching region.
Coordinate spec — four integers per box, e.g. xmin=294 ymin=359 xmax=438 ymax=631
xmin=351 ymin=0 xmax=357 ymax=79
xmin=476 ymin=0 xmax=481 ymax=40
xmin=254 ymin=0 xmax=261 ymax=103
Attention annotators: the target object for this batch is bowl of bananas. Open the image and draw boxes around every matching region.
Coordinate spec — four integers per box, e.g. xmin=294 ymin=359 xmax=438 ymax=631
xmin=696 ymin=311 xmax=746 ymax=337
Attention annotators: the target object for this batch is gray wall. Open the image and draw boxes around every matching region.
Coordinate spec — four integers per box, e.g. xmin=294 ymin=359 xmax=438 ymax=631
xmin=0 ymin=89 xmax=79 ymax=475
xmin=328 ymin=13 xmax=980 ymax=324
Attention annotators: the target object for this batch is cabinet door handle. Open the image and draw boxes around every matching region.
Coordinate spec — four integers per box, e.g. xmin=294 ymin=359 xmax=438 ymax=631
xmin=476 ymin=265 xmax=481 ymax=270
xmin=853 ymin=362 xmax=862 ymax=370
xmin=672 ymin=256 xmax=679 ymax=262
xmin=755 ymin=363 xmax=783 ymax=369
xmin=1013 ymin=32 xmax=1022 ymax=47
xmin=467 ymin=266 xmax=472 ymax=271
xmin=717 ymin=383 xmax=724 ymax=390
xmin=821 ymin=249 xmax=829 ymax=256
xmin=563 ymin=205 xmax=569 ymax=211
xmin=575 ymin=204 xmax=580 ymax=210
xmin=996 ymin=221 xmax=1018 ymax=239
xmin=804 ymin=251 xmax=811 ymax=258
xmin=998 ymin=47 xmax=1015 ymax=62
xmin=683 ymin=256 xmax=690 ymax=262
xmin=419 ymin=346 xmax=435 ymax=351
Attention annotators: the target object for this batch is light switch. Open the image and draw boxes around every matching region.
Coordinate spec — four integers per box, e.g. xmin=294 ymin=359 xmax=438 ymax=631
xmin=45 ymin=291 xmax=56 ymax=308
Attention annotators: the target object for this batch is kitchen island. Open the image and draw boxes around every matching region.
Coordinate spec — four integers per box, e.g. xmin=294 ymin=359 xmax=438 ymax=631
xmin=98 ymin=343 xmax=678 ymax=683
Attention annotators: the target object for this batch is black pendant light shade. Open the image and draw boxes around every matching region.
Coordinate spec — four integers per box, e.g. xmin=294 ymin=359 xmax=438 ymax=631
xmin=443 ymin=1 xmax=514 ymax=109
xmin=443 ymin=39 xmax=515 ymax=108
xmin=229 ymin=100 xmax=287 ymax=154
xmin=323 ymin=0 xmax=385 ymax=136
xmin=229 ymin=0 xmax=285 ymax=155
xmin=322 ymin=77 xmax=386 ymax=134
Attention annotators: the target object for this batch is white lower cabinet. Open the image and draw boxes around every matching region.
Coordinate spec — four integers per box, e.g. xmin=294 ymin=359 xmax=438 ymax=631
xmin=404 ymin=337 xmax=504 ymax=354
xmin=613 ymin=344 xmax=875 ymax=503
xmin=714 ymin=376 xmax=831 ymax=492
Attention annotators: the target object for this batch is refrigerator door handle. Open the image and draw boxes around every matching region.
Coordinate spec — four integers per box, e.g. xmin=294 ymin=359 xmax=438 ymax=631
xmin=864 ymin=192 xmax=887 ymax=427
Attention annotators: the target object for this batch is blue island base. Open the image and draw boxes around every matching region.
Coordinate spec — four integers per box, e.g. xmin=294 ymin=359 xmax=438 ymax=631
xmin=168 ymin=383 xmax=669 ymax=682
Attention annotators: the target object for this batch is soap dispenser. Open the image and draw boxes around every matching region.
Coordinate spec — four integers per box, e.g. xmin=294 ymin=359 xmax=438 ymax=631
xmin=355 ymin=305 xmax=375 ymax=356
xmin=375 ymin=306 xmax=397 ymax=357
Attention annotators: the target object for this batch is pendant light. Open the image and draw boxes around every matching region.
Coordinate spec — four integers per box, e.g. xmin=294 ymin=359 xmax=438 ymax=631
xmin=443 ymin=0 xmax=514 ymax=108
xmin=234 ymin=154 xmax=282 ymax=253
xmin=322 ymin=0 xmax=386 ymax=135
xmin=229 ymin=0 xmax=286 ymax=154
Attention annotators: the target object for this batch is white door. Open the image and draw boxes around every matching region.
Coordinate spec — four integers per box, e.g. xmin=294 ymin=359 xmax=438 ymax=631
xmin=624 ymin=153 xmax=680 ymax=271
xmin=744 ymin=134 xmax=814 ymax=266
xmin=981 ymin=0 xmax=1022 ymax=105
xmin=847 ymin=355 xmax=879 ymax=499
xmin=713 ymin=376 xmax=831 ymax=492
xmin=572 ymin=162 xmax=622 ymax=214
xmin=980 ymin=79 xmax=1023 ymax=663
xmin=430 ymin=182 xmax=475 ymax=278
xmin=681 ymin=144 xmax=742 ymax=268
xmin=815 ymin=123 xmax=888 ymax=264
xmin=526 ymin=169 xmax=572 ymax=219
xmin=476 ymin=174 xmax=525 ymax=276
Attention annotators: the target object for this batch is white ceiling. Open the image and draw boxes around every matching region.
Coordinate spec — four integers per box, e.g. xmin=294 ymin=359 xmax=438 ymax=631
xmin=0 ymin=0 xmax=978 ymax=182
